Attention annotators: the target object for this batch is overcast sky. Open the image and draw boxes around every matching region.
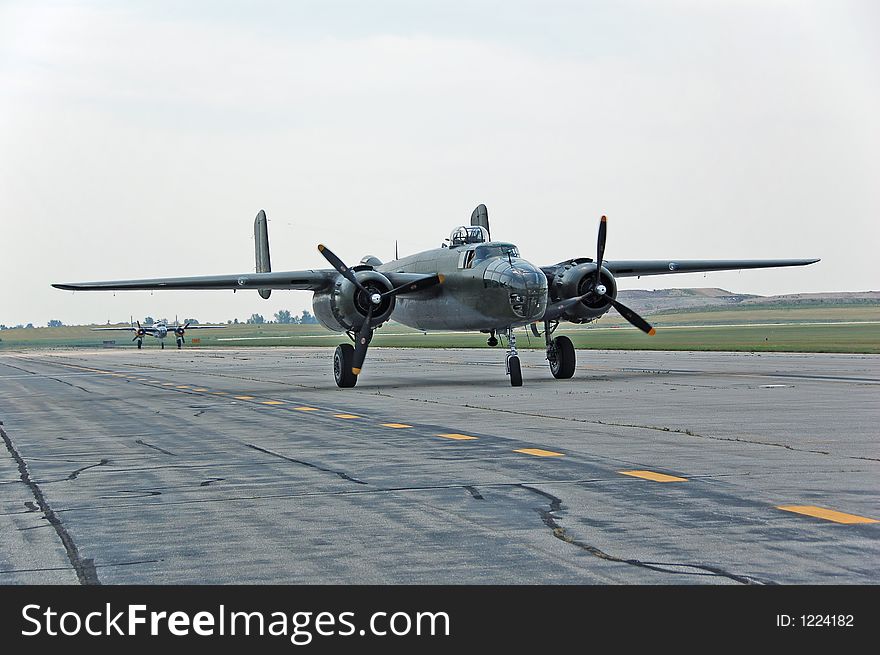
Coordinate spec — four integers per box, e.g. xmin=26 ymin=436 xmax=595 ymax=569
xmin=1 ymin=0 xmax=877 ymax=326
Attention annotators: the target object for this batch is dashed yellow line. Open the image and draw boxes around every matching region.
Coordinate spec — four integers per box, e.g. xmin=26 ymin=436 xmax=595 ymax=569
xmin=234 ymin=395 xmax=255 ymax=400
xmin=620 ymin=470 xmax=687 ymax=483
xmin=176 ymin=385 xmax=191 ymax=389
xmin=777 ymin=505 xmax=878 ymax=525
xmin=294 ymin=406 xmax=319 ymax=412
xmin=514 ymin=448 xmax=564 ymax=458
xmin=437 ymin=433 xmax=478 ymax=441
xmin=334 ymin=414 xmax=360 ymax=419
xmin=192 ymin=388 xmax=208 ymax=392
xmin=161 ymin=382 xmax=175 ymax=386
xmin=261 ymin=400 xmax=285 ymax=405
xmin=382 ymin=423 xmax=412 ymax=429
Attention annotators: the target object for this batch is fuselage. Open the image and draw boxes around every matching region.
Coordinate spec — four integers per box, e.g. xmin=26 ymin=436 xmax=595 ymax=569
xmin=377 ymin=242 xmax=548 ymax=331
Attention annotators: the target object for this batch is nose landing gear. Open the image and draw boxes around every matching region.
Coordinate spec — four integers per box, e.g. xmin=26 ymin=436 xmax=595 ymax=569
xmin=505 ymin=328 xmax=522 ymax=387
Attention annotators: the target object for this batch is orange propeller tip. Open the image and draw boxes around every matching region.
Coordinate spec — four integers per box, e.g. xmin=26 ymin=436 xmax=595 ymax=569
xmin=600 ymin=215 xmax=607 ymax=222
xmin=351 ymin=367 xmax=361 ymax=375
xmin=648 ymin=328 xmax=656 ymax=336
xmin=437 ymin=274 xmax=445 ymax=283
xmin=317 ymin=244 xmax=325 ymax=251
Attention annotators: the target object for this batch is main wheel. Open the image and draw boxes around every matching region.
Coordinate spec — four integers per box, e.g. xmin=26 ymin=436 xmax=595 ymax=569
xmin=177 ymin=338 xmax=183 ymax=349
xmin=137 ymin=340 xmax=142 ymax=349
xmin=160 ymin=341 xmax=165 ymax=350
xmin=548 ymin=335 xmax=576 ymax=379
xmin=334 ymin=344 xmax=358 ymax=388
xmin=508 ymin=355 xmax=523 ymax=387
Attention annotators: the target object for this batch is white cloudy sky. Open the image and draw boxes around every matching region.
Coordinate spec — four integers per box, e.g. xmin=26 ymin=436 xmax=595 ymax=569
xmin=1 ymin=0 xmax=877 ymax=326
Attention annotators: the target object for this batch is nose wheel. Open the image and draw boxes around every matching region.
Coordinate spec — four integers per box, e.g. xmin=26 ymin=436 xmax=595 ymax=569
xmin=504 ymin=328 xmax=523 ymax=387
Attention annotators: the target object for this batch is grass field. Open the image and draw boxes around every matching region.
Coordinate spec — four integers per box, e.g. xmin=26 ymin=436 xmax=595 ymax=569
xmin=1 ymin=305 xmax=878 ymax=353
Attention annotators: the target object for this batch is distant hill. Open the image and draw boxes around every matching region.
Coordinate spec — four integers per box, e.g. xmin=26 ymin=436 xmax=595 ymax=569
xmin=616 ymin=288 xmax=880 ymax=314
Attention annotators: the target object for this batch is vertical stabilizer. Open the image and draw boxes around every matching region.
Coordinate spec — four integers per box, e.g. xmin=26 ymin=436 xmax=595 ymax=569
xmin=470 ymin=204 xmax=490 ymax=240
xmin=254 ymin=210 xmax=271 ymax=299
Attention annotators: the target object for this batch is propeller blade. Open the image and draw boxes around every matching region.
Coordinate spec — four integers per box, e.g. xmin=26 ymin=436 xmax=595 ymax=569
xmin=605 ymin=296 xmax=655 ymax=335
xmin=381 ymin=274 xmax=444 ymax=298
xmin=318 ymin=244 xmax=368 ymax=294
xmin=595 ymin=215 xmax=607 ymax=288
xmin=351 ymin=306 xmax=374 ymax=375
xmin=542 ymin=292 xmax=592 ymax=321
xmin=132 ymin=335 xmax=139 ymax=341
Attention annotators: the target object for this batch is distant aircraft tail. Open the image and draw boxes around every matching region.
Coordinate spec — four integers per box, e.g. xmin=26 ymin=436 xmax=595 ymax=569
xmin=254 ymin=210 xmax=271 ymax=299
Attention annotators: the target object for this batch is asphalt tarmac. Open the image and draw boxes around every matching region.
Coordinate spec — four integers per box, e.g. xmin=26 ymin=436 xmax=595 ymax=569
xmin=1 ymin=347 xmax=877 ymax=584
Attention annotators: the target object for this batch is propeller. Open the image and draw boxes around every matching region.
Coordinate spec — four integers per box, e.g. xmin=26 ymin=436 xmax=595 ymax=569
xmin=318 ymin=245 xmax=444 ymax=375
xmin=132 ymin=320 xmax=146 ymax=342
xmin=175 ymin=321 xmax=190 ymax=342
xmin=588 ymin=216 xmax=655 ymax=336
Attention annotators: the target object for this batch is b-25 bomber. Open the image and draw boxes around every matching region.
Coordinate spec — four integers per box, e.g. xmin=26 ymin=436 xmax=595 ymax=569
xmin=55 ymin=206 xmax=818 ymax=387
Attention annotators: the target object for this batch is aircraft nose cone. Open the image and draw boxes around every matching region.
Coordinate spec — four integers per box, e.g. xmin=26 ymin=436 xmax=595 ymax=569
xmin=484 ymin=259 xmax=548 ymax=321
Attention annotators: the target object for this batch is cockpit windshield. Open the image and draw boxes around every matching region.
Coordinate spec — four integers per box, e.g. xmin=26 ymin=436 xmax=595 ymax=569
xmin=472 ymin=243 xmax=519 ymax=265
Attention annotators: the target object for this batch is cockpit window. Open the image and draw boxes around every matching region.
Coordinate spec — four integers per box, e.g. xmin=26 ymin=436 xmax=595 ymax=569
xmin=449 ymin=226 xmax=488 ymax=247
xmin=472 ymin=243 xmax=519 ymax=265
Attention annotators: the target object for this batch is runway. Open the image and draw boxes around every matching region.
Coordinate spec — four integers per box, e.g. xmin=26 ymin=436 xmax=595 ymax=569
xmin=0 ymin=347 xmax=877 ymax=584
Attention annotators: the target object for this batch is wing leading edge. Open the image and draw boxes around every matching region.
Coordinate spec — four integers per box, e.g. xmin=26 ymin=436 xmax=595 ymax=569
xmin=605 ymin=258 xmax=819 ymax=278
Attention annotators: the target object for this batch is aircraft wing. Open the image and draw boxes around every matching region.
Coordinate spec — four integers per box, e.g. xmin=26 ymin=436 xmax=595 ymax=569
xmin=604 ymin=259 xmax=819 ymax=278
xmin=55 ymin=270 xmax=439 ymax=293
xmin=53 ymin=270 xmax=338 ymax=292
xmin=177 ymin=324 xmax=227 ymax=329
xmin=91 ymin=326 xmax=137 ymax=332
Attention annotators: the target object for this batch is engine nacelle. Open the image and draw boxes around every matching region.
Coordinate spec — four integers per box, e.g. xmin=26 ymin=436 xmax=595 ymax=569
xmin=312 ymin=270 xmax=396 ymax=332
xmin=550 ymin=262 xmax=618 ymax=324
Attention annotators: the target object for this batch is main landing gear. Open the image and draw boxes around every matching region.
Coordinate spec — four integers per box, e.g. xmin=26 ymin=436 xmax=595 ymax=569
xmin=334 ymin=343 xmax=359 ymax=388
xmin=540 ymin=319 xmax=576 ymax=379
xmin=177 ymin=337 xmax=183 ymax=349
xmin=136 ymin=339 xmax=143 ymax=349
xmin=160 ymin=341 xmax=165 ymax=350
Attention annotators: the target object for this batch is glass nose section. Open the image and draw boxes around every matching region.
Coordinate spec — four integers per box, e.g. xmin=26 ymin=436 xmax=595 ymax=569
xmin=483 ymin=258 xmax=548 ymax=319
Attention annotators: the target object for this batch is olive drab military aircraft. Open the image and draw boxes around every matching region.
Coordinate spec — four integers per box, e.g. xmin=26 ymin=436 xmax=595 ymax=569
xmin=54 ymin=207 xmax=818 ymax=387
xmin=92 ymin=316 xmax=226 ymax=349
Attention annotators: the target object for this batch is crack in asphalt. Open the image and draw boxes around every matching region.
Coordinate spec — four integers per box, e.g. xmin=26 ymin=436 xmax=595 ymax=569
xmin=246 ymin=443 xmax=367 ymax=485
xmin=463 ymin=485 xmax=484 ymax=500
xmin=0 ymin=426 xmax=100 ymax=585
xmin=67 ymin=459 xmax=109 ymax=481
xmin=518 ymin=484 xmax=771 ymax=585
xmin=135 ymin=439 xmax=176 ymax=456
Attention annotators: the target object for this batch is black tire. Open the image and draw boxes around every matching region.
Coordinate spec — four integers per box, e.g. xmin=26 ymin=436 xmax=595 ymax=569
xmin=508 ymin=355 xmax=523 ymax=387
xmin=137 ymin=340 xmax=142 ymax=349
xmin=334 ymin=344 xmax=358 ymax=388
xmin=160 ymin=341 xmax=165 ymax=350
xmin=549 ymin=335 xmax=576 ymax=379
xmin=177 ymin=338 xmax=183 ymax=349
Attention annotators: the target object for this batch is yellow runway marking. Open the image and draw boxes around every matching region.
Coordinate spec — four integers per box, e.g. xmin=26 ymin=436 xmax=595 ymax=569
xmin=514 ymin=448 xmax=564 ymax=457
xmin=437 ymin=433 xmax=478 ymax=441
xmin=381 ymin=423 xmax=412 ymax=429
xmin=176 ymin=385 xmax=190 ymax=389
xmin=334 ymin=414 xmax=360 ymax=419
xmin=161 ymin=382 xmax=175 ymax=386
xmin=261 ymin=400 xmax=285 ymax=405
xmin=777 ymin=505 xmax=878 ymax=525
xmin=620 ymin=470 xmax=687 ymax=482
xmin=234 ymin=395 xmax=255 ymax=400
xmin=211 ymin=391 xmax=227 ymax=395
xmin=293 ymin=406 xmax=319 ymax=411
xmin=192 ymin=388 xmax=208 ymax=392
